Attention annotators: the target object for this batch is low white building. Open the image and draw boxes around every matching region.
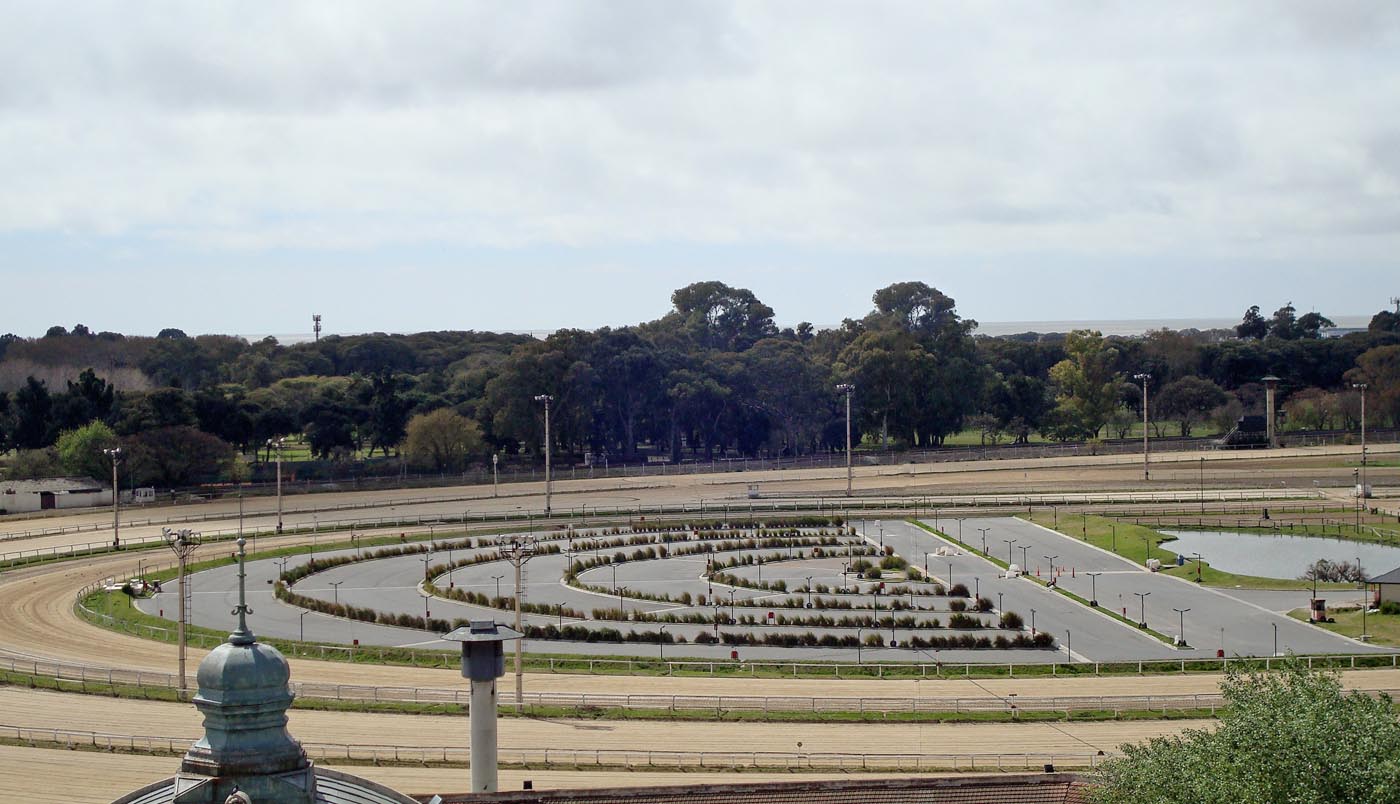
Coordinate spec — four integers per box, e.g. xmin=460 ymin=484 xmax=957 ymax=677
xmin=0 ymin=476 xmax=111 ymax=514
xmin=1366 ymin=566 xmax=1400 ymax=606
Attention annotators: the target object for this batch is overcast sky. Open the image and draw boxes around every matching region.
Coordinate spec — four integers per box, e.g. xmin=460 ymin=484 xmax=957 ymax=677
xmin=2 ymin=2 xmax=1397 ymax=337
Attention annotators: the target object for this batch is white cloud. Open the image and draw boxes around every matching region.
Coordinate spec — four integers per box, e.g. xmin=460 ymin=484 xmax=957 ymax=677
xmin=0 ymin=1 xmax=1398 ymax=268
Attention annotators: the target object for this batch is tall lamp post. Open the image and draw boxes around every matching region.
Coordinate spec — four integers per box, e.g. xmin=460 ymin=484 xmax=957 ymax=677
xmin=1173 ymin=607 xmax=1191 ymax=647
xmin=837 ymin=383 xmax=855 ymax=497
xmin=1353 ymin=382 xmax=1368 ymax=496
xmin=163 ymin=527 xmax=202 ymax=695
xmin=977 ymin=526 xmax=991 ymax=556
xmin=1086 ymin=571 xmax=1101 ymax=606
xmin=1002 ymin=538 xmax=1017 ymax=567
xmin=1133 ymin=372 xmax=1151 ymax=480
xmin=492 ymin=453 xmax=500 ymax=498
xmin=1134 ymin=591 xmax=1151 ymax=629
xmin=534 ymin=395 xmax=554 ymax=516
xmin=267 ymin=437 xmax=285 ymax=533
xmin=103 ymin=447 xmax=122 ymax=549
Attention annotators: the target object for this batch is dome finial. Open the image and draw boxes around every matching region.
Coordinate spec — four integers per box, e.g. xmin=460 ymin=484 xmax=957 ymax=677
xmin=230 ymin=537 xmax=255 ymax=645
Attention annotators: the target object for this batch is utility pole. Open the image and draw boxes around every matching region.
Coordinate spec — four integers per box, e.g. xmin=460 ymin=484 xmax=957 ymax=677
xmin=103 ymin=447 xmax=122 ymax=549
xmin=534 ymin=395 xmax=553 ymax=516
xmin=1133 ymin=373 xmax=1151 ymax=480
xmin=492 ymin=453 xmax=499 ymax=498
xmin=312 ymin=313 xmax=322 ymax=342
xmin=163 ymin=527 xmax=202 ymax=695
xmin=837 ymin=383 xmax=855 ymax=497
xmin=267 ymin=437 xmax=285 ymax=533
xmin=499 ymin=534 xmax=537 ymax=713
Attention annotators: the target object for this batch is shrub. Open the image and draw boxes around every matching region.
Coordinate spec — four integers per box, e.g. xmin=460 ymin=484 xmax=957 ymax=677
xmin=999 ymin=611 xmax=1024 ymax=629
xmin=1381 ymin=601 xmax=1400 ymax=616
xmin=864 ymin=567 xmax=882 ymax=579
xmin=948 ymin=583 xmax=969 ymax=598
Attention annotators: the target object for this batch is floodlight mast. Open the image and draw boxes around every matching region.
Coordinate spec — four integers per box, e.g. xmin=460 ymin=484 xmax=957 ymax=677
xmin=534 ymin=395 xmax=553 ymax=516
xmin=103 ymin=447 xmax=122 ymax=548
xmin=163 ymin=527 xmax=202 ymax=694
xmin=498 ymin=534 xmax=537 ymax=712
xmin=1133 ymin=373 xmax=1151 ymax=480
xmin=836 ymin=383 xmax=855 ymax=497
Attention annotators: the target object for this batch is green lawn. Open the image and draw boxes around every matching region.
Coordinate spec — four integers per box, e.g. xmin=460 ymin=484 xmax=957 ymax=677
xmin=1287 ymin=607 xmax=1400 ymax=648
xmin=1019 ymin=513 xmax=1354 ymax=592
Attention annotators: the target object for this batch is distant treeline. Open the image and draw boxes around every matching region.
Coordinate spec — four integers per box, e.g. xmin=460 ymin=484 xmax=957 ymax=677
xmin=1 ymin=283 xmax=1397 ymax=489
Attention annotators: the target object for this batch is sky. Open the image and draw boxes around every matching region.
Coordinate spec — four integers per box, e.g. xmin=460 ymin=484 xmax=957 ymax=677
xmin=1 ymin=2 xmax=1398 ymax=337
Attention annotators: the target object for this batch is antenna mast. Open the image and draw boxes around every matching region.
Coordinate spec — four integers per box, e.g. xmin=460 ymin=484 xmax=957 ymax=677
xmin=312 ymin=314 xmax=322 ymax=341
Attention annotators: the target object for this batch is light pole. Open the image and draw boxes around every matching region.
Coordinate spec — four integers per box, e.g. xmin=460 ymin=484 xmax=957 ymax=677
xmin=1065 ymin=630 xmax=1072 ymax=661
xmin=729 ymin=589 xmax=736 ymax=624
xmin=163 ymin=527 xmax=201 ymax=694
xmin=1173 ymin=607 xmax=1191 ymax=646
xmin=1354 ymin=382 xmax=1368 ymax=496
xmin=1354 ymin=468 xmax=1362 ymax=532
xmin=1086 ymin=571 xmax=1101 ymax=606
xmin=1018 ymin=544 xmax=1030 ymax=569
xmin=1191 ymin=552 xmax=1203 ymax=583
xmin=267 ymin=437 xmax=285 ymax=533
xmin=1199 ymin=457 xmax=1205 ymax=514
xmin=856 ymin=626 xmax=864 ymax=664
xmin=946 ymin=561 xmax=955 ymax=590
xmin=1133 ymin=372 xmax=1151 ymax=480
xmin=420 ymin=552 xmax=434 ymax=584
xmin=658 ymin=624 xmax=669 ymax=663
xmin=805 ymin=576 xmax=814 ymax=608
xmin=1029 ymin=608 xmax=1037 ymax=635
xmin=837 ymin=383 xmax=855 ymax=497
xmin=300 ymin=609 xmax=310 ymax=641
xmin=1043 ymin=554 xmax=1059 ymax=577
xmin=1135 ymin=591 xmax=1150 ymax=629
xmin=492 ymin=453 xmax=499 ymax=498
xmin=492 ymin=574 xmax=505 ymax=601
xmin=955 ymin=518 xmax=965 ymax=545
xmin=1003 ymin=538 xmax=1017 ymax=567
xmin=1272 ymin=622 xmax=1279 ymax=657
xmin=977 ymin=526 xmax=990 ymax=556
xmin=533 ymin=394 xmax=554 ymax=516
xmin=330 ymin=580 xmax=342 ymax=605
xmin=103 ymin=447 xmax=122 ymax=549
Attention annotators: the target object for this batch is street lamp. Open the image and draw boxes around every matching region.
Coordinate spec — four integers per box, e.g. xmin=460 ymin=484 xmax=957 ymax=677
xmin=1018 ymin=544 xmax=1030 ymax=569
xmin=300 ymin=609 xmax=310 ymax=641
xmin=658 ymin=624 xmax=669 ymax=663
xmin=856 ymin=626 xmax=864 ymax=664
xmin=1191 ymin=552 xmax=1203 ymax=583
xmin=1133 ymin=373 xmax=1151 ymax=481
xmin=1354 ymin=382 xmax=1369 ymax=496
xmin=946 ymin=561 xmax=954 ymax=590
xmin=492 ymin=453 xmax=499 ymax=498
xmin=1134 ymin=591 xmax=1151 ymax=629
xmin=977 ymin=526 xmax=990 ymax=556
xmin=805 ymin=575 xmax=814 ymax=608
xmin=1173 ymin=608 xmax=1191 ymax=646
xmin=420 ymin=552 xmax=435 ymax=584
xmin=955 ymin=518 xmax=965 ymax=545
xmin=330 ymin=580 xmax=342 ymax=605
xmin=1003 ymin=538 xmax=1017 ymax=567
xmin=1029 ymin=608 xmax=1037 ymax=635
xmin=1043 ymin=555 xmax=1059 ymax=577
xmin=492 ymin=574 xmax=505 ymax=601
xmin=267 ymin=437 xmax=285 ymax=533
xmin=1086 ymin=571 xmax=1101 ymax=606
xmin=103 ymin=447 xmax=122 ymax=548
xmin=533 ymin=394 xmax=554 ymax=516
xmin=837 ymin=383 xmax=855 ymax=497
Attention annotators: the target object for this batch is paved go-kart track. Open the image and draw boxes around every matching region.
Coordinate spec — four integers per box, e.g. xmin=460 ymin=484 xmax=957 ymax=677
xmin=3 ymin=444 xmax=1398 ymax=802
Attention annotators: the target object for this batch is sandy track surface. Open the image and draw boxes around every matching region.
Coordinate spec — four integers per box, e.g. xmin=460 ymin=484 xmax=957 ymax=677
xmin=0 ymin=687 xmax=1196 ymax=756
xmin=0 ymin=744 xmax=955 ymax=804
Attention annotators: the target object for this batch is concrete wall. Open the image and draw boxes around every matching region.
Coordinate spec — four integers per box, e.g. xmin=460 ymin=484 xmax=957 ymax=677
xmin=1378 ymin=584 xmax=1400 ymax=606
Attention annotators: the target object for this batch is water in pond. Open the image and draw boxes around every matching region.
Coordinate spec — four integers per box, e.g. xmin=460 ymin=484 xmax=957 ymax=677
xmin=1159 ymin=530 xmax=1400 ymax=580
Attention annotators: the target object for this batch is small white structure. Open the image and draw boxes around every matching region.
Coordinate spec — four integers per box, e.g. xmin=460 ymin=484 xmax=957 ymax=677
xmin=0 ymin=477 xmax=110 ymax=514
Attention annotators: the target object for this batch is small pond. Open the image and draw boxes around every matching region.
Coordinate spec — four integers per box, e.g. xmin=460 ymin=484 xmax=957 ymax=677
xmin=1159 ymin=530 xmax=1400 ymax=580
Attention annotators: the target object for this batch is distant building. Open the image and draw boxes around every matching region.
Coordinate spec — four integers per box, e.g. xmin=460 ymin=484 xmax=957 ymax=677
xmin=0 ymin=476 xmax=110 ymax=514
xmin=1366 ymin=566 xmax=1400 ymax=606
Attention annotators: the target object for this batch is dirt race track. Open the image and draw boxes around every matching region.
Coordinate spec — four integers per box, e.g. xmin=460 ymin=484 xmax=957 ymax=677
xmin=1 ymin=444 xmax=1395 ymax=800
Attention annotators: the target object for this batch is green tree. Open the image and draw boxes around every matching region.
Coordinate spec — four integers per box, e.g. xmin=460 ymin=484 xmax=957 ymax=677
xmin=126 ymin=426 xmax=234 ymax=487
xmin=12 ymin=377 xmax=54 ymax=449
xmin=55 ymin=421 xmax=120 ymax=479
xmin=1048 ymin=331 xmax=1121 ymax=438
xmin=1154 ymin=376 xmax=1229 ymax=437
xmin=1235 ymin=305 xmax=1268 ymax=339
xmin=1092 ymin=661 xmax=1400 ymax=804
xmin=403 ymin=408 xmax=483 ymax=471
xmin=668 ymin=281 xmax=777 ymax=351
